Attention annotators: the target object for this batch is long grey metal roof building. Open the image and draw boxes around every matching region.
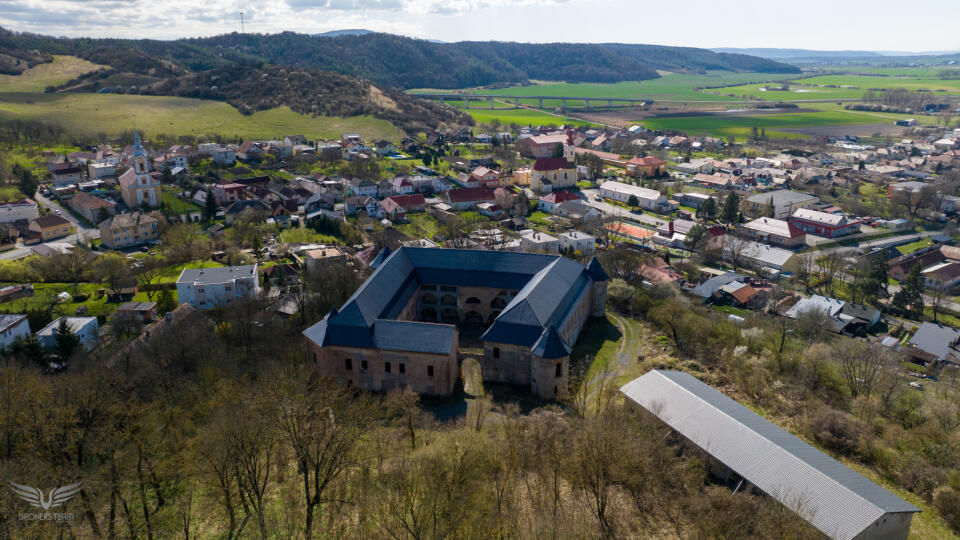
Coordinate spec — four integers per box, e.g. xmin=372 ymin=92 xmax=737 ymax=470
xmin=620 ymin=370 xmax=919 ymax=540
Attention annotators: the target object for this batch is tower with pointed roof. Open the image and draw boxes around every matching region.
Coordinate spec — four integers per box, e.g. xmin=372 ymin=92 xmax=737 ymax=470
xmin=119 ymin=130 xmax=161 ymax=209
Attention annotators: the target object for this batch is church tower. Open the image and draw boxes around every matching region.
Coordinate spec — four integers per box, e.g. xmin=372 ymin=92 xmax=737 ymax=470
xmin=119 ymin=130 xmax=161 ymax=209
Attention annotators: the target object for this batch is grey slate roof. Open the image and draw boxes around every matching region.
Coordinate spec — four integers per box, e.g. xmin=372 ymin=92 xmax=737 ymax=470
xmin=908 ymin=322 xmax=960 ymax=362
xmin=621 ymin=371 xmax=919 ymax=540
xmin=178 ymin=265 xmax=257 ymax=285
xmin=0 ymin=314 xmax=27 ymax=333
xmin=691 ymin=272 xmax=743 ymax=299
xmin=531 ymin=325 xmax=571 ymax=359
xmin=303 ymin=247 xmax=607 ymax=356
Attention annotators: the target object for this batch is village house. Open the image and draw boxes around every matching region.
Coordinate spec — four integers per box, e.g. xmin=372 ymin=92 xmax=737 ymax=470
xmin=921 ymin=262 xmax=960 ymax=291
xmin=304 ymin=246 xmax=348 ymax=273
xmin=176 ymin=264 xmax=260 ymax=309
xmin=789 ymin=208 xmax=862 ymax=238
xmin=211 ymin=183 xmax=247 ymax=205
xmin=0 ymin=314 xmax=31 ymax=351
xmin=224 ymin=199 xmax=270 ymax=225
xmin=599 ymin=180 xmax=676 ymax=213
xmin=380 ymin=194 xmax=426 ymax=220
xmin=443 ymin=187 xmax=497 ymax=210
xmin=29 ymin=215 xmax=71 ymax=242
xmin=69 ymin=191 xmax=116 ymax=224
xmin=118 ymin=132 xmax=162 ymax=209
xmin=0 ymin=198 xmax=39 ymax=224
xmin=726 ymin=240 xmax=799 ymax=275
xmin=303 ymin=247 xmax=608 ymax=399
xmin=518 ymin=132 xmax=581 ymax=158
xmin=114 ymin=301 xmax=157 ymax=323
xmin=555 ymin=201 xmax=601 ymax=222
xmin=37 ymin=317 xmax=99 ymax=351
xmin=237 ymin=142 xmax=264 ymax=161
xmin=51 ymin=163 xmax=84 ymax=186
xmin=558 ymin=230 xmax=596 ymax=256
xmin=626 ymin=155 xmax=667 ymax=178
xmin=98 ymin=211 xmax=159 ymax=249
xmin=693 ymin=173 xmax=743 ymax=190
xmin=677 ymin=192 xmax=716 ymax=209
xmin=467 ymin=166 xmax=501 ymax=189
xmin=88 ymin=161 xmax=116 ymax=179
xmin=740 ymin=217 xmax=806 ymax=248
xmin=344 ymin=196 xmax=379 ymax=216
xmin=743 ymin=190 xmax=819 ymax=219
xmin=905 ymin=322 xmax=960 ymax=366
xmin=537 ymin=190 xmax=580 ymax=212
xmin=520 ymin=230 xmax=560 ymax=254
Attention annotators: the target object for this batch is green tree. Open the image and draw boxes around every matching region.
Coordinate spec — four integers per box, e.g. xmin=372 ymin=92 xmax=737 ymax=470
xmin=627 ymin=195 xmax=639 ymax=207
xmin=762 ymin=199 xmax=775 ymax=218
xmin=721 ymin=192 xmax=740 ymax=225
xmin=53 ymin=317 xmax=81 ymax=364
xmin=684 ymin=224 xmax=707 ymax=253
xmin=157 ymin=286 xmax=177 ymax=315
xmin=892 ymin=263 xmax=924 ymax=317
xmin=699 ymin=197 xmax=717 ymax=222
xmin=204 ymin=188 xmax=218 ymax=221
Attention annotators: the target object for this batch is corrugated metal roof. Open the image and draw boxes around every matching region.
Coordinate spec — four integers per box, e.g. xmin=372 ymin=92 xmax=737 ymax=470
xmin=621 ymin=371 xmax=919 ymax=540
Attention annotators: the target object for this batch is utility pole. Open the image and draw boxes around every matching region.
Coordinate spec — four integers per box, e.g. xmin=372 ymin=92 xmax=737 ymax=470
xmin=240 ymin=12 xmax=245 ymax=33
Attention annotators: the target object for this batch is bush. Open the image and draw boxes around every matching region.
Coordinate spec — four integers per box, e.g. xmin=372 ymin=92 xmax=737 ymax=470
xmin=808 ymin=408 xmax=865 ymax=456
xmin=934 ymin=486 xmax=960 ymax=531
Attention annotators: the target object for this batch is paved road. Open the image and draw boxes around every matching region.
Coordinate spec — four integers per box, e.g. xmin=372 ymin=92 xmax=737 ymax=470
xmin=580 ymin=188 xmax=663 ymax=227
xmin=34 ymin=191 xmax=100 ymax=242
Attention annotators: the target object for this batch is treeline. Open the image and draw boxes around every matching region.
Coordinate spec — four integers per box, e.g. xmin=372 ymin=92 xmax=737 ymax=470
xmin=0 ymin=26 xmax=800 ymax=90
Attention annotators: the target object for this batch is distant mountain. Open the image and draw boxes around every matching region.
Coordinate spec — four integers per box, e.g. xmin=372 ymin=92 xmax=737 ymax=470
xmin=0 ymin=27 xmax=800 ymax=91
xmin=313 ymin=29 xmax=374 ymax=38
xmin=711 ymin=48 xmax=883 ymax=60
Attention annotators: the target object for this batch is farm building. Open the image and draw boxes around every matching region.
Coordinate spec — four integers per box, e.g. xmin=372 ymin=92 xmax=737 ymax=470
xmin=621 ymin=370 xmax=920 ymax=540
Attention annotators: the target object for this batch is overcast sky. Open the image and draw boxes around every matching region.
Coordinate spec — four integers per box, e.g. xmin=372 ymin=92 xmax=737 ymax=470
xmin=2 ymin=0 xmax=959 ymax=52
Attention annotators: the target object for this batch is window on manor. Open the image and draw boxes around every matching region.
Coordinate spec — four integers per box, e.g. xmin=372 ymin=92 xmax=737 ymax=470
xmin=555 ymin=362 xmax=563 ymax=377
xmin=427 ymin=365 xmax=434 ymax=377
xmin=493 ymin=347 xmax=500 ymax=359
xmin=345 ymin=358 xmax=352 ymax=370
xmin=385 ymin=362 xmax=391 ymax=373
xmin=399 ymin=363 xmax=405 ymax=374
xmin=361 ymin=360 xmax=368 ymax=371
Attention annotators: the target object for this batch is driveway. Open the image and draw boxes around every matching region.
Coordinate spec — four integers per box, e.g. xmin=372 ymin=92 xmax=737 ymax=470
xmin=34 ymin=191 xmax=101 ymax=242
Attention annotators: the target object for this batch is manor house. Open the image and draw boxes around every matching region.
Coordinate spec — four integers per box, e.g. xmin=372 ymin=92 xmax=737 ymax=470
xmin=303 ymin=247 xmax=608 ymax=399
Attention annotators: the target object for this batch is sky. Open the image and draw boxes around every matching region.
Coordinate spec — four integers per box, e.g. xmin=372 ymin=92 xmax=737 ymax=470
xmin=1 ymin=0 xmax=959 ymax=53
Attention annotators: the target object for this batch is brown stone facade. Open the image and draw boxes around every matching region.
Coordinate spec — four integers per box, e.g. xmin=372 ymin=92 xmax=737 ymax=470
xmin=482 ymin=341 xmax=570 ymax=400
xmin=307 ymin=338 xmax=459 ymax=397
xmin=416 ymin=284 xmax=516 ymax=324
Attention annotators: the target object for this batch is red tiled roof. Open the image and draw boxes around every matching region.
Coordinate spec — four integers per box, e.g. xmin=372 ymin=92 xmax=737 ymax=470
xmin=387 ymin=194 xmax=426 ymax=208
xmin=532 ymin=157 xmax=574 ymax=171
xmin=445 ymin=187 xmax=496 ymax=203
xmin=627 ymin=156 xmax=666 ymax=167
xmin=542 ymin=191 xmax=581 ymax=204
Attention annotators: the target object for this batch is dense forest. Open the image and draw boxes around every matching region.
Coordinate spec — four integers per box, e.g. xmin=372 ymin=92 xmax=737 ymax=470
xmin=0 ymin=27 xmax=800 ymax=89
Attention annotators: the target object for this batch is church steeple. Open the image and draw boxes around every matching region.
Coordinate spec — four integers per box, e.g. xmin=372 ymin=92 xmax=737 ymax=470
xmin=133 ymin=129 xmax=146 ymax=158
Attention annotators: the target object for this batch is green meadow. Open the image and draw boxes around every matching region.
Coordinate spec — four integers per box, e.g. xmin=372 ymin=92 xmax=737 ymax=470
xmin=0 ymin=92 xmax=401 ymax=141
xmin=412 ymin=72 xmax=787 ymax=103
xmin=0 ymin=55 xmax=105 ymax=92
xmin=638 ymin=103 xmax=938 ymax=140
xmin=462 ymin=107 xmax=600 ymax=127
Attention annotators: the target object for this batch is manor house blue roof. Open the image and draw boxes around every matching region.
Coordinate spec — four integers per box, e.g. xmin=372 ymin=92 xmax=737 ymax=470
xmin=303 ymin=247 xmax=607 ymax=355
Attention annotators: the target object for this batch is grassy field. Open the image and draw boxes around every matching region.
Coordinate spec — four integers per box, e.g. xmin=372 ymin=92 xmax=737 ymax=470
xmin=637 ymin=103 xmax=940 ymax=140
xmin=709 ymin=72 xmax=960 ymax=101
xmin=278 ymin=228 xmax=339 ymax=244
xmin=0 ymin=92 xmax=402 ymax=141
xmin=413 ymin=72 xmax=786 ymax=103
xmin=0 ymin=55 xmax=105 ymax=93
xmin=161 ymin=186 xmax=202 ymax=215
xmin=462 ymin=107 xmax=600 ymax=127
xmin=0 ymin=282 xmax=119 ymax=320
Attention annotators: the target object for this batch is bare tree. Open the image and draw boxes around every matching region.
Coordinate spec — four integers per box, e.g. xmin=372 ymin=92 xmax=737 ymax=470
xmin=833 ymin=340 xmax=899 ymax=398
